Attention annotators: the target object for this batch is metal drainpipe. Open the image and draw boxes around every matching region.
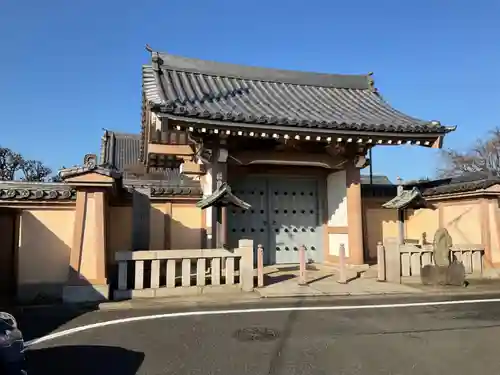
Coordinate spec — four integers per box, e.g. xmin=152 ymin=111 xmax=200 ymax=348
xmin=369 ymin=147 xmax=373 ymax=195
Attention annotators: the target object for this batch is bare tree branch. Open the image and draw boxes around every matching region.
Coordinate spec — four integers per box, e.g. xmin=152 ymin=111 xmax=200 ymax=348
xmin=0 ymin=146 xmax=54 ymax=182
xmin=439 ymin=127 xmax=500 ymax=178
xmin=20 ymin=160 xmax=52 ymax=182
xmin=0 ymin=147 xmax=23 ymax=180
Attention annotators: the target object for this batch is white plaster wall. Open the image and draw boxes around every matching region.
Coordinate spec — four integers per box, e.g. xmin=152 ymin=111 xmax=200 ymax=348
xmin=327 ymin=170 xmax=348 ymax=226
xmin=329 ymin=233 xmax=350 ymax=257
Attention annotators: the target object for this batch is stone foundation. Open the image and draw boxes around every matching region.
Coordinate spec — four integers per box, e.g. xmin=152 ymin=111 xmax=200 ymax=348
xmin=62 ymin=284 xmax=110 ymax=303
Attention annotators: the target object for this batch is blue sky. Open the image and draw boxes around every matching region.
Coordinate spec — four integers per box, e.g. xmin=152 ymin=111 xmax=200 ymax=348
xmin=1 ymin=0 xmax=499 ymax=182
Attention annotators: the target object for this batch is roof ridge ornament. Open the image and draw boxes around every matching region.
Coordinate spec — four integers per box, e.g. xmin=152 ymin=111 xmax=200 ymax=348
xmin=367 ymin=72 xmax=377 ymax=92
xmin=83 ymin=154 xmax=97 ymax=170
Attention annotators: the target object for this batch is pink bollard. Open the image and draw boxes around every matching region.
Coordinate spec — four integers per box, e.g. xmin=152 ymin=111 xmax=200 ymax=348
xmin=298 ymin=245 xmax=307 ymax=286
xmin=257 ymin=244 xmax=264 ymax=287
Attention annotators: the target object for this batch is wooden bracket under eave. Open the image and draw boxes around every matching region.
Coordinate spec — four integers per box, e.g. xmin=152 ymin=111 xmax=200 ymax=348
xmin=432 ymin=136 xmax=444 ymax=149
xmin=180 ymin=160 xmax=205 ymax=175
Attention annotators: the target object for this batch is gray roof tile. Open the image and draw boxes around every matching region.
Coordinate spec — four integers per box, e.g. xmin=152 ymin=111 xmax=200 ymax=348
xmin=361 ymin=174 xmax=392 ymax=185
xmin=0 ymin=181 xmax=75 ymax=200
xmin=362 ymin=172 xmax=500 ymax=198
xmin=417 ymin=173 xmax=500 ymax=196
xmin=102 ymin=131 xmax=141 ymax=173
xmin=143 ymin=52 xmax=448 ymax=134
xmin=100 ymin=130 xmax=202 ymax=194
xmin=382 ymin=187 xmax=426 ymax=209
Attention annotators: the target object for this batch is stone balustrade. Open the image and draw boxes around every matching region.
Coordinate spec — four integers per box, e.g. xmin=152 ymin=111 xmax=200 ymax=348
xmin=114 ymin=239 xmax=254 ymax=299
xmin=380 ymin=238 xmax=485 ymax=283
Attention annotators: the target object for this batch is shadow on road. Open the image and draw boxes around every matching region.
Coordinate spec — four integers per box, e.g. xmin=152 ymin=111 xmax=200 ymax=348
xmin=25 ymin=345 xmax=144 ymax=374
xmin=15 ymin=305 xmax=98 ymax=342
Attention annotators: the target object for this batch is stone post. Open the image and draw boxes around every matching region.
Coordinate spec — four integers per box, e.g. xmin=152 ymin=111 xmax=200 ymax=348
xmin=238 ymin=239 xmax=254 ymax=292
xmin=377 ymin=241 xmax=386 ymax=282
xmin=384 ymin=237 xmax=401 ymax=284
xmin=338 ymin=243 xmax=347 ymax=284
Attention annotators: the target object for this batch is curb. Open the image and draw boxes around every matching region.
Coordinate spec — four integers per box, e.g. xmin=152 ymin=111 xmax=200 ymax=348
xmin=257 ymin=288 xmax=500 ymax=299
xmin=4 ymin=288 xmax=500 ymax=313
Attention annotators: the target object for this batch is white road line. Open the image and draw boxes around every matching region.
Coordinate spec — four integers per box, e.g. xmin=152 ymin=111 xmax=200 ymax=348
xmin=25 ymin=298 xmax=500 ymax=347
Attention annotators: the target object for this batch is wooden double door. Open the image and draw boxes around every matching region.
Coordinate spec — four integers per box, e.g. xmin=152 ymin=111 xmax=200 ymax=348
xmin=228 ymin=175 xmax=324 ymax=265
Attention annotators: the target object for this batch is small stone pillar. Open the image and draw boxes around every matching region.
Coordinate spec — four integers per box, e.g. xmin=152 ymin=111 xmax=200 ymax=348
xmin=238 ymin=239 xmax=254 ymax=292
xmin=384 ymin=237 xmax=401 ymax=284
xmin=338 ymin=243 xmax=347 ymax=284
xmin=377 ymin=241 xmax=386 ymax=281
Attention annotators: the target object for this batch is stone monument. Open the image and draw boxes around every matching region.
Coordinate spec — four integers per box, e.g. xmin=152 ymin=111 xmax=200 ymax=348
xmin=421 ymin=228 xmax=466 ymax=286
xmin=433 ymin=228 xmax=452 ymax=267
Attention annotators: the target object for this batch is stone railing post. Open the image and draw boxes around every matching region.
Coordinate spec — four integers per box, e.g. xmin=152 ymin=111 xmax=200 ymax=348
xmin=384 ymin=237 xmax=401 ymax=283
xmin=238 ymin=239 xmax=254 ymax=292
xmin=338 ymin=243 xmax=347 ymax=284
xmin=377 ymin=241 xmax=386 ymax=282
xmin=257 ymin=244 xmax=264 ymax=287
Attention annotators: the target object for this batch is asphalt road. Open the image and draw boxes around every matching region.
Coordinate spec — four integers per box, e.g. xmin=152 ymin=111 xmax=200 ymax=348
xmin=18 ymin=295 xmax=500 ymax=375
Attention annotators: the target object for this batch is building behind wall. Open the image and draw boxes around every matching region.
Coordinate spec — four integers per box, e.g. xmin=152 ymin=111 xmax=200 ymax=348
xmin=362 ymin=172 xmax=500 ymax=269
xmin=0 ymin=50 xmax=456 ymax=304
xmin=102 ymin=49 xmax=453 ymax=267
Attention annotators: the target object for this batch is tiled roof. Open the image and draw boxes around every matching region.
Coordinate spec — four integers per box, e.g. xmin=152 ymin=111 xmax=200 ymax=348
xmin=100 ymin=131 xmax=166 ymax=179
xmin=362 ymin=172 xmax=500 ymax=198
xmin=415 ymin=172 xmax=500 ymax=196
xmin=101 ymin=131 xmax=142 ymax=175
xmin=142 ymin=52 xmax=450 ymax=134
xmin=361 ymin=174 xmax=392 ymax=185
xmin=125 ymin=169 xmax=203 ymax=197
xmin=196 ymin=183 xmax=251 ymax=209
xmin=382 ymin=187 xmax=427 ymax=209
xmin=0 ymin=181 xmax=75 ymax=201
xmin=59 ymin=164 xmax=121 ymax=180
xmin=100 ymin=130 xmax=202 ymax=195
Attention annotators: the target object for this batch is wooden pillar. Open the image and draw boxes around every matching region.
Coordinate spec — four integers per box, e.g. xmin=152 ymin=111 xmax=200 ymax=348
xmin=211 ymin=141 xmax=220 ymax=249
xmin=215 ymin=205 xmax=223 ymax=248
xmin=211 ymin=138 xmax=228 ymax=248
xmin=346 ymin=162 xmax=364 ymax=265
xmin=398 ymin=209 xmax=405 ymax=245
